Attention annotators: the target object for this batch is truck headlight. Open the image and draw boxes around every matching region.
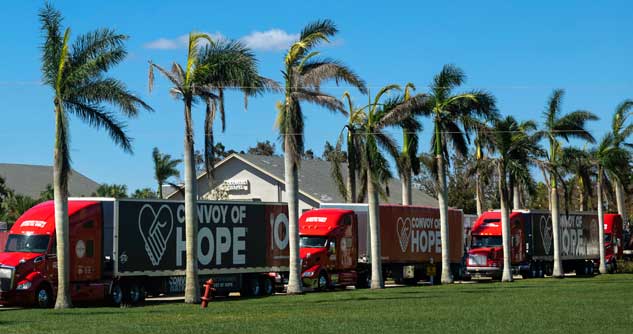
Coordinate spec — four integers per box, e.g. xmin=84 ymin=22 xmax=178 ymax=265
xmin=302 ymin=271 xmax=314 ymax=278
xmin=17 ymin=280 xmax=32 ymax=290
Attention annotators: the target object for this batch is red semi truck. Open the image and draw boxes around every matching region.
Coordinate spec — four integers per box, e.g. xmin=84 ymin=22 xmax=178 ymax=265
xmin=298 ymin=204 xmax=464 ymax=289
xmin=466 ymin=210 xmax=623 ymax=279
xmin=0 ymin=198 xmax=290 ymax=307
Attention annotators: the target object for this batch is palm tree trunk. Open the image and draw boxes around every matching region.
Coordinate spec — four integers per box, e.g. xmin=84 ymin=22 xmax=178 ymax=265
xmin=614 ymin=180 xmax=628 ymax=228
xmin=578 ymin=183 xmax=585 ymax=211
xmin=285 ymin=137 xmax=303 ymax=294
xmin=402 ymin=171 xmax=412 ymax=206
xmin=183 ymin=101 xmax=200 ymax=303
xmin=475 ymin=171 xmax=484 ymax=217
xmin=158 ymin=181 xmax=163 ymax=199
xmin=597 ymin=170 xmax=607 ymax=274
xmin=551 ymin=178 xmax=564 ymax=278
xmin=437 ymin=154 xmax=453 ymax=284
xmin=347 ymin=140 xmax=356 ymax=203
xmin=367 ymin=170 xmax=383 ymax=288
xmin=498 ymin=162 xmax=513 ymax=282
xmin=53 ymin=105 xmax=71 ymax=309
xmin=512 ymin=184 xmax=521 ymax=210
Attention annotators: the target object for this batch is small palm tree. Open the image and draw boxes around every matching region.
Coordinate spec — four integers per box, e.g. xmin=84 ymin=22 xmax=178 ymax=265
xmin=95 ymin=184 xmax=128 ymax=198
xmin=590 ymin=134 xmax=629 ymax=273
xmin=330 ymin=92 xmax=365 ymax=203
xmin=490 ymin=116 xmax=541 ymax=282
xmin=357 ymin=84 xmax=429 ymax=288
xmin=418 ymin=64 xmax=497 ymax=283
xmin=276 ymin=20 xmax=367 ymax=294
xmin=149 ymin=32 xmax=213 ymax=303
xmin=152 ymin=147 xmax=181 ymax=199
xmin=40 ymin=4 xmax=152 ymax=308
xmin=535 ymin=89 xmax=597 ymax=278
xmin=609 ymin=100 xmax=633 ymax=227
xmin=561 ymin=147 xmax=593 ymax=211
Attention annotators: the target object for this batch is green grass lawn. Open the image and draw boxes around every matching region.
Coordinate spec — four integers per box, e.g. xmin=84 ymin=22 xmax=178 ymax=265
xmin=2 ymin=274 xmax=632 ymax=334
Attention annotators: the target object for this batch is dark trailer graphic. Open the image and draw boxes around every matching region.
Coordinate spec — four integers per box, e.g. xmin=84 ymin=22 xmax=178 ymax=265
xmin=114 ymin=199 xmax=289 ymax=276
xmin=527 ymin=211 xmax=600 ymax=261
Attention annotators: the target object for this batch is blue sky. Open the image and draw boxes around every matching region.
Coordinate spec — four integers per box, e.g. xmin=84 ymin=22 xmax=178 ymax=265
xmin=0 ymin=0 xmax=631 ymax=193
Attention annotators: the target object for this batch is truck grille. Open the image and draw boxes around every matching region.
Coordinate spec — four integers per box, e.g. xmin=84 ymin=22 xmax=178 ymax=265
xmin=468 ymin=254 xmax=487 ymax=266
xmin=0 ymin=267 xmax=14 ymax=292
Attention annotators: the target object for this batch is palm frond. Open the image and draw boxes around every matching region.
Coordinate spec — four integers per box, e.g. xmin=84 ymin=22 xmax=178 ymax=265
xmin=64 ymin=100 xmax=133 ymax=153
xmin=300 ymin=59 xmax=367 ymax=94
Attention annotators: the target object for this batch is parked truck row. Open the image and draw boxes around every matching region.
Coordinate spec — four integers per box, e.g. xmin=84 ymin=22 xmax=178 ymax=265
xmin=0 ymin=198 xmax=629 ymax=307
xmin=466 ymin=210 xmax=624 ymax=279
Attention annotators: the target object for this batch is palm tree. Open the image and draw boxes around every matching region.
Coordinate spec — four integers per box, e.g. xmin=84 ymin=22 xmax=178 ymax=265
xmin=149 ymin=32 xmax=213 ymax=303
xmin=490 ymin=116 xmax=541 ymax=282
xmin=469 ymin=122 xmax=495 ymax=216
xmin=419 ymin=64 xmax=497 ymax=283
xmin=152 ymin=147 xmax=181 ymax=199
xmin=609 ymin=100 xmax=633 ymax=228
xmin=535 ymin=89 xmax=597 ymax=278
xmin=196 ymin=39 xmax=278 ymax=185
xmin=40 ymin=4 xmax=152 ymax=308
xmin=561 ymin=147 xmax=593 ymax=211
xmin=590 ymin=134 xmax=629 ymax=273
xmin=95 ymin=184 xmax=128 ymax=198
xmin=398 ymin=83 xmax=423 ymax=205
xmin=330 ymin=92 xmax=365 ymax=203
xmin=276 ymin=20 xmax=367 ymax=294
xmin=356 ymin=85 xmax=428 ymax=288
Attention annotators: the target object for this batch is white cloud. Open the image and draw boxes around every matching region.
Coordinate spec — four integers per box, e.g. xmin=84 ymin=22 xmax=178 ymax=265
xmin=239 ymin=29 xmax=299 ymax=51
xmin=144 ymin=32 xmax=225 ymax=50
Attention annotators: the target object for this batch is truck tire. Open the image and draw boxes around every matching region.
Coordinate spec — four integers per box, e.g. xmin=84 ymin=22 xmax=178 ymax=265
xmin=124 ymin=283 xmax=144 ymax=305
xmin=317 ymin=271 xmax=329 ymax=291
xmin=110 ymin=283 xmax=123 ymax=306
xmin=35 ymin=285 xmax=53 ymax=308
xmin=242 ymin=277 xmax=261 ymax=297
xmin=260 ymin=277 xmax=274 ymax=296
xmin=355 ymin=272 xmax=370 ymax=289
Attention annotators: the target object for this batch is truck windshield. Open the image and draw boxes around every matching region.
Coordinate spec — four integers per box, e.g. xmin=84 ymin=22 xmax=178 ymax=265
xmin=471 ymin=236 xmax=502 ymax=248
xmin=5 ymin=235 xmax=50 ymax=253
xmin=300 ymin=236 xmax=327 ymax=248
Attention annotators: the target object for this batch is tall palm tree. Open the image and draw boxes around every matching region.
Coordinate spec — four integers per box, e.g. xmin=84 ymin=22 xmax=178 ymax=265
xmin=398 ymin=83 xmax=423 ymax=205
xmin=196 ymin=39 xmax=278 ymax=185
xmin=490 ymin=116 xmax=541 ymax=282
xmin=357 ymin=84 xmax=429 ymax=288
xmin=149 ymin=32 xmax=213 ymax=303
xmin=469 ymin=122 xmax=495 ymax=216
xmin=590 ymin=134 xmax=629 ymax=273
xmin=276 ymin=20 xmax=367 ymax=294
xmin=40 ymin=4 xmax=152 ymax=308
xmin=152 ymin=147 xmax=181 ymax=199
xmin=609 ymin=100 xmax=633 ymax=228
xmin=535 ymin=89 xmax=597 ymax=278
xmin=419 ymin=64 xmax=497 ymax=283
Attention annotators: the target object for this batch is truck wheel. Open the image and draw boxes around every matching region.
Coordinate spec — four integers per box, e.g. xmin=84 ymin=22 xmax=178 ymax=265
xmin=35 ymin=286 xmax=53 ymax=308
xmin=261 ymin=277 xmax=274 ymax=296
xmin=126 ymin=283 xmax=144 ymax=305
xmin=243 ymin=277 xmax=261 ymax=297
xmin=110 ymin=283 xmax=123 ymax=306
xmin=317 ymin=272 xmax=329 ymax=291
xmin=355 ymin=272 xmax=370 ymax=289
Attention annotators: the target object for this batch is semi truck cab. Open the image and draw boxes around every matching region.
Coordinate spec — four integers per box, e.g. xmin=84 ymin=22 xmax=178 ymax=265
xmin=0 ymin=200 xmax=112 ymax=307
xmin=299 ymin=209 xmax=361 ymax=290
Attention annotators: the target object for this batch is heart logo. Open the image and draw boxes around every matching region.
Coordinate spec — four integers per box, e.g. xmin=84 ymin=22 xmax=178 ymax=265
xmin=138 ymin=204 xmax=174 ymax=266
xmin=539 ymin=216 xmax=553 ymax=255
xmin=397 ymin=217 xmax=411 ymax=253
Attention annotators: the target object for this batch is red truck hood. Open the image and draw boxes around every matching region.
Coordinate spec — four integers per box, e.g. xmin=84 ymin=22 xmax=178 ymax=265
xmin=469 ymin=247 xmax=501 ymax=255
xmin=300 ymin=247 xmax=326 ymax=260
xmin=0 ymin=251 xmax=41 ymax=268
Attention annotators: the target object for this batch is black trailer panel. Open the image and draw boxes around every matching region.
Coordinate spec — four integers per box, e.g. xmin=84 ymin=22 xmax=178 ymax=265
xmin=114 ymin=199 xmax=289 ymax=276
xmin=529 ymin=212 xmax=600 ymax=261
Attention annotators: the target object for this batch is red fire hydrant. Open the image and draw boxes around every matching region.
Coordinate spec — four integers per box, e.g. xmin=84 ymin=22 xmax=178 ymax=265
xmin=200 ymin=279 xmax=215 ymax=308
